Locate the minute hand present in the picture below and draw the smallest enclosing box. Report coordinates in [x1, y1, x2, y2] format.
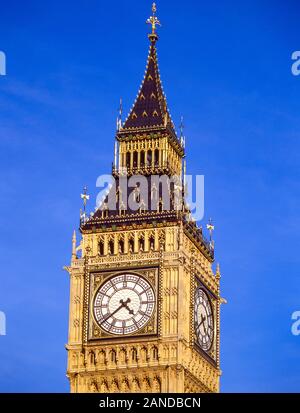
[100, 302, 125, 324]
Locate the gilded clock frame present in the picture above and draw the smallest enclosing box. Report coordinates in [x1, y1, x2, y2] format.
[192, 275, 218, 366]
[87, 267, 159, 341]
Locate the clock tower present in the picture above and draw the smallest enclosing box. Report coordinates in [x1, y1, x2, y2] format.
[65, 4, 222, 393]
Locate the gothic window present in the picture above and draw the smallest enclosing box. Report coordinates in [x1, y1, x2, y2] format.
[133, 151, 138, 167]
[140, 346, 148, 362]
[147, 149, 152, 166]
[152, 346, 159, 361]
[131, 348, 138, 362]
[126, 152, 131, 168]
[154, 148, 159, 166]
[138, 236, 145, 252]
[140, 150, 145, 167]
[128, 237, 134, 253]
[89, 351, 95, 365]
[108, 239, 114, 255]
[99, 239, 104, 256]
[119, 348, 127, 364]
[119, 238, 125, 254]
[149, 235, 155, 251]
[98, 350, 106, 365]
[110, 349, 117, 363]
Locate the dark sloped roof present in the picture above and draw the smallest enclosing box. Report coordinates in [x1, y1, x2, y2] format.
[122, 37, 175, 133]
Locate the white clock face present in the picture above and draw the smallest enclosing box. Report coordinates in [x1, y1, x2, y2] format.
[194, 288, 214, 351]
[93, 274, 155, 335]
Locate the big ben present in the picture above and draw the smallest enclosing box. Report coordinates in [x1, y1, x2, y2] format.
[65, 3, 222, 393]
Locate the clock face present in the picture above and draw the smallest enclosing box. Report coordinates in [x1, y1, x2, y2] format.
[93, 273, 155, 335]
[194, 287, 214, 351]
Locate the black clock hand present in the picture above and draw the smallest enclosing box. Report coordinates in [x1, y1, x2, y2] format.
[121, 298, 134, 315]
[124, 303, 134, 315]
[100, 301, 126, 324]
[198, 314, 206, 328]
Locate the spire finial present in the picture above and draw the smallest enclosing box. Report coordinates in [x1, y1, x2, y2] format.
[180, 116, 186, 148]
[207, 218, 215, 241]
[80, 186, 90, 214]
[116, 97, 123, 131]
[147, 3, 161, 41]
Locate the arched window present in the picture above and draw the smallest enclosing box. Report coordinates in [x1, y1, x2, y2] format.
[119, 239, 125, 254]
[152, 346, 159, 361]
[138, 236, 144, 252]
[133, 151, 138, 168]
[131, 348, 138, 362]
[128, 238, 134, 253]
[140, 150, 145, 167]
[126, 152, 131, 168]
[154, 149, 159, 166]
[90, 351, 95, 365]
[147, 150, 152, 166]
[108, 239, 114, 255]
[99, 240, 104, 256]
[110, 349, 117, 363]
[149, 235, 155, 251]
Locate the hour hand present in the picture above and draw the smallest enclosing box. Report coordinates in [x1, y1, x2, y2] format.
[199, 314, 206, 327]
[125, 306, 134, 315]
[120, 298, 134, 315]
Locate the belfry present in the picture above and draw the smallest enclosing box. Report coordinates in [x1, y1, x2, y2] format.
[65, 3, 222, 393]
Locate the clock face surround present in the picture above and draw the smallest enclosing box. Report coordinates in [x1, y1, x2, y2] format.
[93, 273, 155, 336]
[194, 287, 214, 352]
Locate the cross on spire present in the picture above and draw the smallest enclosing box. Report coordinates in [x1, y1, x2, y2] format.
[147, 3, 161, 40]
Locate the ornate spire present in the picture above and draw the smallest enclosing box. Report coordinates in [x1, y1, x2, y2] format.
[121, 3, 175, 135]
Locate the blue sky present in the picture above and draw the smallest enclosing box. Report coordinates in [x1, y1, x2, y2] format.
[0, 0, 300, 392]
